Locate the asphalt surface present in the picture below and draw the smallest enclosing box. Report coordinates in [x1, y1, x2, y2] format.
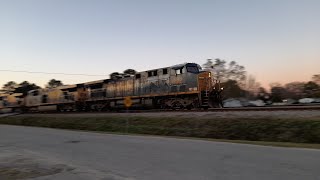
[0, 125, 320, 180]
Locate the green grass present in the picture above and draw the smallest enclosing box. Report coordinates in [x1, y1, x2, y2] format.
[1, 114, 320, 148]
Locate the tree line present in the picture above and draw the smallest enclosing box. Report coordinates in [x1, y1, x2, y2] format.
[203, 58, 320, 102]
[1, 79, 63, 95]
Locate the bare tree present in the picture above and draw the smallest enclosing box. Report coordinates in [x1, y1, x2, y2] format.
[270, 83, 287, 102]
[312, 74, 320, 85]
[284, 82, 305, 99]
[244, 75, 261, 99]
[203, 58, 246, 83]
[304, 81, 320, 98]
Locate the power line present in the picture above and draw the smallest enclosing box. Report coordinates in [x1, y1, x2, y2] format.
[0, 69, 107, 77]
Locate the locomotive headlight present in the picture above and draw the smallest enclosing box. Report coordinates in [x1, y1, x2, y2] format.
[208, 72, 211, 77]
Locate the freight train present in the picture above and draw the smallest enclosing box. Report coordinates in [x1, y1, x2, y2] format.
[0, 63, 223, 113]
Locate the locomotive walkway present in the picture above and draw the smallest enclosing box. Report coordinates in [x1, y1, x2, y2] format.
[0, 125, 320, 180]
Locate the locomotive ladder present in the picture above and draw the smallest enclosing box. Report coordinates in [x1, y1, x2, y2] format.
[200, 77, 211, 109]
[201, 90, 209, 108]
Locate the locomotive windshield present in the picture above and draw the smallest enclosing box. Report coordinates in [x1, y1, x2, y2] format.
[186, 65, 199, 73]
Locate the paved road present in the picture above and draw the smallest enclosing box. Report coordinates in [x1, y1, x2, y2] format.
[0, 125, 320, 180]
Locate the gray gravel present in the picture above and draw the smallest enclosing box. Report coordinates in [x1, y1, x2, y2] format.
[0, 125, 320, 180]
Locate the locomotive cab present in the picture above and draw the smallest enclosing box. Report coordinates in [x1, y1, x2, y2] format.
[185, 63, 201, 74]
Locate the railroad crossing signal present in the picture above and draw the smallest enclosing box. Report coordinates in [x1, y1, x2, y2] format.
[124, 96, 132, 108]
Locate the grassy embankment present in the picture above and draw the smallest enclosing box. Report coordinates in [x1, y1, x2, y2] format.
[0, 114, 320, 148]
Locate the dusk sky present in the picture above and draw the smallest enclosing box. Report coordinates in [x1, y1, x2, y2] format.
[1, 0, 319, 89]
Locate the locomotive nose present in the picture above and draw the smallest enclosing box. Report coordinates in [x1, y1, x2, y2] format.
[207, 78, 224, 108]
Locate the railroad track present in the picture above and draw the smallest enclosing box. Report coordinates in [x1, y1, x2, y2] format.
[0, 112, 21, 118]
[2, 105, 320, 115]
[207, 105, 320, 112]
[47, 105, 320, 113]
